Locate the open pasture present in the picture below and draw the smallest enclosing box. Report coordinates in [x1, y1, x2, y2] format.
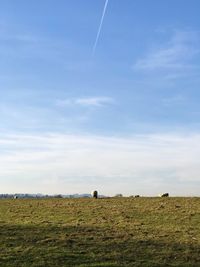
[0, 197, 200, 266]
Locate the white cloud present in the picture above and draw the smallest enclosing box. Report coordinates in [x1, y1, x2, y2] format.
[0, 132, 200, 196]
[57, 96, 114, 108]
[75, 97, 114, 107]
[133, 30, 200, 72]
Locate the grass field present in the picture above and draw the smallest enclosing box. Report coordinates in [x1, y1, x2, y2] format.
[0, 197, 200, 267]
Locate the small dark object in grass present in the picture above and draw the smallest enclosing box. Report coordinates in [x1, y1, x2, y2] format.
[92, 190, 98, 199]
[159, 193, 169, 197]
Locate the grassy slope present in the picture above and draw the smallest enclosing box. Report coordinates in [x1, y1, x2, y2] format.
[0, 197, 200, 267]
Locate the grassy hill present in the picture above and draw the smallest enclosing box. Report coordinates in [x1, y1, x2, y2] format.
[0, 197, 200, 266]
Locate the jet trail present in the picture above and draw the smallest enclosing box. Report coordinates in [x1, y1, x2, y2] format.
[92, 0, 109, 55]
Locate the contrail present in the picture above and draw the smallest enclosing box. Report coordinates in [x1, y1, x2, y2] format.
[92, 0, 109, 55]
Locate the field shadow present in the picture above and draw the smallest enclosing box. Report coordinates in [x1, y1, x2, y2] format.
[0, 223, 200, 267]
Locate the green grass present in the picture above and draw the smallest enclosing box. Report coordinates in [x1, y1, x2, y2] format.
[0, 197, 200, 266]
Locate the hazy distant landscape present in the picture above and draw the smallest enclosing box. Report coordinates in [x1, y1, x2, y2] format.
[1, 197, 200, 266]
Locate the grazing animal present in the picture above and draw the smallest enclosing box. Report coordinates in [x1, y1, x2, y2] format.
[159, 193, 169, 197]
[91, 190, 98, 199]
[135, 195, 140, 198]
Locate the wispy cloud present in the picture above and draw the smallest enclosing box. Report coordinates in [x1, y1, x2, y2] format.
[0, 31, 38, 43]
[1, 132, 200, 195]
[0, 24, 81, 64]
[57, 96, 114, 108]
[133, 30, 200, 72]
[162, 95, 185, 107]
[75, 96, 114, 107]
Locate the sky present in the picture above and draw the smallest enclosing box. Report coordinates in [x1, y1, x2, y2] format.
[1, 0, 200, 196]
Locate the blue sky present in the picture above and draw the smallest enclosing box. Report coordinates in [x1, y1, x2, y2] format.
[1, 0, 200, 195]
